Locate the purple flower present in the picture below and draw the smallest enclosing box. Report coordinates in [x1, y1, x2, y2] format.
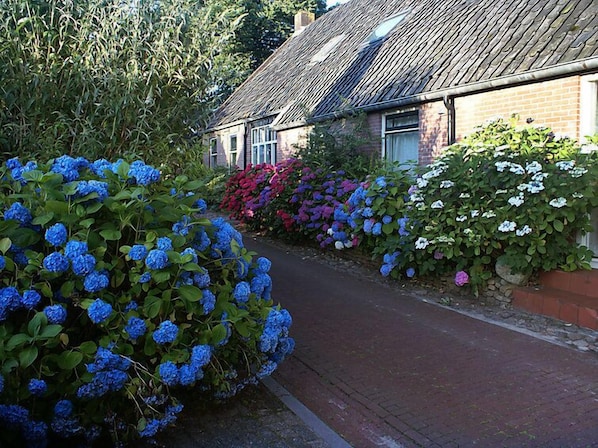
[455, 271, 470, 287]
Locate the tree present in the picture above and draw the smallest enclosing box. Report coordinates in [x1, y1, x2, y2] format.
[0, 0, 246, 169]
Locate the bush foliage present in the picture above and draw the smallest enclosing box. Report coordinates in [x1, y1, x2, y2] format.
[0, 156, 293, 446]
[221, 118, 598, 292]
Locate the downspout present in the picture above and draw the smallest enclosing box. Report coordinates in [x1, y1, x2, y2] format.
[242, 120, 249, 169]
[443, 95, 456, 146]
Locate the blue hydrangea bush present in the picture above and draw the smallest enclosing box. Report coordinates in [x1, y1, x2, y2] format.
[0, 156, 294, 446]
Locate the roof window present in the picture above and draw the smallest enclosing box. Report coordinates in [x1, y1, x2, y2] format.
[309, 34, 345, 65]
[366, 12, 408, 44]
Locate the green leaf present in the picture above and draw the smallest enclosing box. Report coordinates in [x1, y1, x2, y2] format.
[39, 325, 62, 339]
[79, 341, 97, 354]
[234, 321, 251, 338]
[210, 324, 228, 345]
[144, 296, 162, 319]
[57, 351, 83, 370]
[31, 213, 54, 226]
[100, 229, 122, 240]
[152, 271, 171, 283]
[553, 219, 564, 232]
[27, 313, 44, 337]
[6, 333, 32, 351]
[0, 238, 11, 254]
[79, 218, 96, 228]
[19, 346, 38, 368]
[45, 200, 69, 214]
[178, 285, 202, 302]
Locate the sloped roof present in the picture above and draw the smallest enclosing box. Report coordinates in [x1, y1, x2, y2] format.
[208, 0, 598, 130]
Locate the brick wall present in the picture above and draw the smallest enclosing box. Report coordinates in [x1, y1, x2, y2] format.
[278, 126, 312, 160]
[455, 76, 581, 139]
[419, 101, 449, 165]
[205, 123, 246, 168]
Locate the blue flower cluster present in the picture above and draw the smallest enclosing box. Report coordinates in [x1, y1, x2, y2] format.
[128, 160, 160, 186]
[0, 403, 50, 447]
[125, 316, 147, 340]
[259, 309, 294, 364]
[146, 249, 169, 270]
[51, 155, 89, 181]
[6, 157, 37, 185]
[76, 180, 109, 202]
[28, 379, 47, 397]
[43, 304, 67, 324]
[45, 223, 68, 246]
[157, 344, 211, 387]
[51, 399, 83, 439]
[83, 270, 109, 293]
[77, 347, 131, 399]
[87, 298, 113, 324]
[200, 289, 216, 314]
[129, 244, 148, 261]
[4, 202, 32, 226]
[152, 321, 179, 344]
[249, 257, 272, 300]
[138, 404, 184, 438]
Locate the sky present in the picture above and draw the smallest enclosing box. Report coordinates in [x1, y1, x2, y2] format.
[326, 0, 351, 8]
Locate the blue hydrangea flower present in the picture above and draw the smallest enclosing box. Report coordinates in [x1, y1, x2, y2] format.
[125, 317, 147, 340]
[65, 240, 88, 260]
[0, 286, 21, 312]
[128, 160, 160, 186]
[87, 346, 131, 373]
[200, 289, 216, 314]
[372, 222, 383, 236]
[51, 155, 88, 182]
[54, 400, 74, 418]
[8, 160, 37, 185]
[190, 345, 211, 369]
[44, 305, 67, 324]
[257, 360, 277, 379]
[77, 369, 128, 399]
[180, 247, 198, 263]
[193, 271, 210, 288]
[152, 321, 179, 344]
[72, 254, 96, 276]
[28, 378, 47, 396]
[139, 418, 161, 438]
[124, 301, 138, 312]
[233, 282, 251, 303]
[256, 257, 271, 273]
[157, 237, 173, 251]
[43, 252, 70, 273]
[83, 271, 109, 293]
[21, 290, 41, 310]
[172, 215, 192, 236]
[380, 263, 393, 277]
[0, 255, 5, 270]
[87, 299, 113, 324]
[129, 244, 148, 261]
[146, 249, 169, 270]
[45, 223, 68, 246]
[89, 159, 112, 178]
[23, 420, 49, 444]
[76, 180, 109, 202]
[4, 202, 32, 225]
[406, 267, 416, 278]
[178, 364, 197, 386]
[139, 272, 151, 283]
[193, 199, 207, 213]
[0, 404, 29, 429]
[158, 361, 179, 386]
[0, 374, 4, 393]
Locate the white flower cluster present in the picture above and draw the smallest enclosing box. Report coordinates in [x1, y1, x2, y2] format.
[498, 220, 516, 232]
[515, 225, 532, 236]
[570, 167, 588, 178]
[525, 161, 542, 174]
[416, 178, 428, 188]
[456, 215, 467, 222]
[508, 193, 525, 207]
[470, 210, 479, 218]
[556, 160, 575, 171]
[549, 197, 567, 208]
[482, 210, 496, 218]
[518, 180, 545, 194]
[431, 200, 444, 209]
[440, 180, 455, 188]
[415, 237, 429, 249]
[422, 162, 448, 180]
[494, 161, 525, 174]
[459, 193, 471, 199]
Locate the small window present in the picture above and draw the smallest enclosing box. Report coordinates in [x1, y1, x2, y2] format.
[229, 134, 238, 170]
[251, 125, 277, 165]
[383, 111, 419, 168]
[209, 138, 217, 168]
[366, 12, 408, 44]
[310, 35, 345, 65]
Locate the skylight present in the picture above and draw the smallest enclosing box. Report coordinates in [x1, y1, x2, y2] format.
[310, 34, 346, 65]
[366, 12, 408, 43]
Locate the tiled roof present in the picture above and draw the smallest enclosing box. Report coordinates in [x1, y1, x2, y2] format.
[208, 0, 598, 130]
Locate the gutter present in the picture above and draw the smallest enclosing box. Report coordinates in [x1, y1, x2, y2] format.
[275, 57, 598, 131]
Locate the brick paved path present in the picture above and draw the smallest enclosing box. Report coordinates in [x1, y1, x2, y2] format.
[245, 237, 598, 448]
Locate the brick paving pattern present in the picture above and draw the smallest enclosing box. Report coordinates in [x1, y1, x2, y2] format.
[244, 238, 598, 448]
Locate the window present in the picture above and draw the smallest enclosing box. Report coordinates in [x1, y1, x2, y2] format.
[383, 111, 419, 168]
[580, 75, 598, 268]
[229, 134, 238, 170]
[209, 138, 217, 168]
[310, 35, 345, 65]
[365, 12, 408, 44]
[251, 125, 277, 165]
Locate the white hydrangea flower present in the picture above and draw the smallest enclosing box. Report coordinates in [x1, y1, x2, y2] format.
[456, 215, 467, 222]
[495, 161, 509, 172]
[334, 241, 344, 250]
[416, 178, 429, 188]
[459, 193, 471, 199]
[572, 192, 584, 198]
[549, 197, 567, 208]
[344, 240, 353, 249]
[532, 172, 548, 181]
[516, 225, 532, 236]
[509, 163, 525, 175]
[440, 180, 455, 188]
[525, 161, 542, 174]
[508, 195, 525, 207]
[495, 189, 508, 194]
[327, 228, 334, 236]
[570, 168, 588, 178]
[470, 210, 479, 218]
[556, 160, 575, 171]
[498, 220, 516, 232]
[410, 193, 424, 202]
[463, 228, 473, 235]
[482, 211, 496, 218]
[431, 200, 444, 209]
[415, 237, 429, 249]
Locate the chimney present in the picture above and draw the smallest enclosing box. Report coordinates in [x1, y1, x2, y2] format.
[294, 11, 315, 35]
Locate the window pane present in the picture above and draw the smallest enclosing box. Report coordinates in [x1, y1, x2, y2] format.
[385, 131, 418, 165]
[230, 135, 237, 152]
[589, 208, 598, 257]
[386, 112, 418, 131]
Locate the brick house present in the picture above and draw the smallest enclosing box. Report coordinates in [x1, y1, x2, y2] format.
[205, 0, 598, 285]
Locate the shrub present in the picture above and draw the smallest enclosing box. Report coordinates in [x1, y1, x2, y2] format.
[0, 156, 293, 446]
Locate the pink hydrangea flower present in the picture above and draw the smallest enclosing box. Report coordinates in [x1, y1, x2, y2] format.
[455, 270, 469, 286]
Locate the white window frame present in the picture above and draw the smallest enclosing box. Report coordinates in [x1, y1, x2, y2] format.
[251, 125, 277, 165]
[209, 137, 217, 168]
[579, 74, 598, 268]
[229, 134, 238, 171]
[382, 110, 419, 169]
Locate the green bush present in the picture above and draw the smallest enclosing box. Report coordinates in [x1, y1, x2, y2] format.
[0, 156, 293, 446]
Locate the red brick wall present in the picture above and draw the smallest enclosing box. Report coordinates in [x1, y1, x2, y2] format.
[419, 101, 449, 165]
[455, 76, 581, 139]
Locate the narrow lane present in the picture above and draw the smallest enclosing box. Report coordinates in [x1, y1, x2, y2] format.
[245, 236, 598, 448]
